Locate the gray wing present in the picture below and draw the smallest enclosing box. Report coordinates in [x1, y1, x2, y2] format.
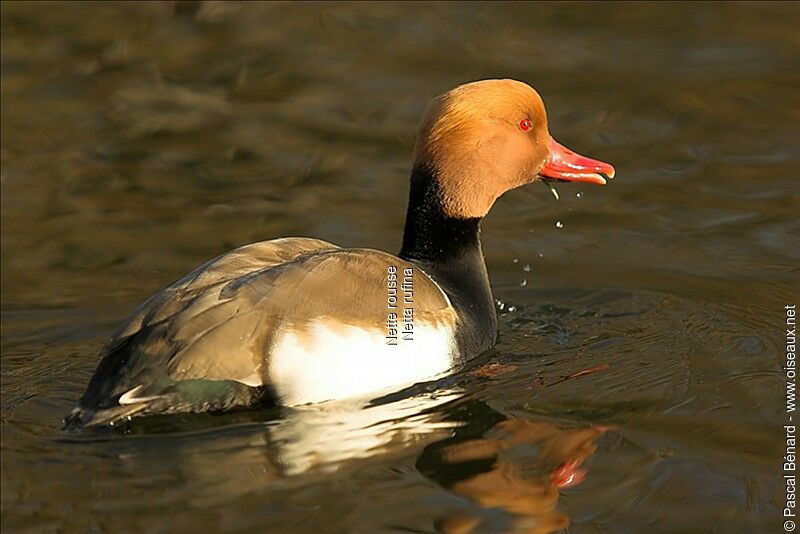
[84, 238, 338, 402]
[106, 237, 339, 346]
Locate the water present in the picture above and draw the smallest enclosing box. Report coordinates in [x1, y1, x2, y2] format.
[2, 2, 798, 532]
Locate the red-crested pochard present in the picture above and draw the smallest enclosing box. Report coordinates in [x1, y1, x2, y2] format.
[65, 79, 614, 428]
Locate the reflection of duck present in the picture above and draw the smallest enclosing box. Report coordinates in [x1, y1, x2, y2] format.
[65, 79, 614, 427]
[265, 390, 462, 476]
[101, 389, 466, 511]
[418, 414, 606, 533]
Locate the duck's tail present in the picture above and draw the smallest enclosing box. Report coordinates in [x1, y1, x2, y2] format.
[63, 379, 274, 430]
[62, 402, 149, 430]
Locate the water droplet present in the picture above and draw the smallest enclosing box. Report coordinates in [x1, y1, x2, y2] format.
[576, 192, 583, 198]
[520, 277, 527, 287]
[555, 221, 564, 229]
[512, 258, 518, 263]
[538, 252, 544, 258]
[523, 264, 531, 272]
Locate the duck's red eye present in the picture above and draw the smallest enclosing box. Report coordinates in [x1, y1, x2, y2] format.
[519, 118, 532, 131]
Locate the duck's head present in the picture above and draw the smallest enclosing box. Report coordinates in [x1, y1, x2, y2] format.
[413, 79, 615, 218]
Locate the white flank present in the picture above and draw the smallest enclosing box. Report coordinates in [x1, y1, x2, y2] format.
[268, 320, 456, 406]
[118, 385, 162, 405]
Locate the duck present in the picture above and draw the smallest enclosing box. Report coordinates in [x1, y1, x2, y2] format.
[64, 79, 614, 428]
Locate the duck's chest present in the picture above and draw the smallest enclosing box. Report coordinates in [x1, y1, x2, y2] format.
[267, 319, 457, 406]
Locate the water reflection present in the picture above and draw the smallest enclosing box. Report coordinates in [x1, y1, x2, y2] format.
[267, 389, 462, 476]
[79, 389, 464, 502]
[419, 410, 606, 533]
[61, 387, 605, 533]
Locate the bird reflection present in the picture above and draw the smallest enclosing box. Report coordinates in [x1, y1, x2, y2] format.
[418, 412, 607, 533]
[264, 389, 462, 476]
[109, 388, 465, 503]
[106, 386, 605, 531]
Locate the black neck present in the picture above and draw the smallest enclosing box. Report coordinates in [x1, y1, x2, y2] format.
[399, 165, 482, 262]
[398, 165, 497, 357]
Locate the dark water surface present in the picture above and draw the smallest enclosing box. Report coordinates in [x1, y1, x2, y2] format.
[2, 2, 798, 532]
